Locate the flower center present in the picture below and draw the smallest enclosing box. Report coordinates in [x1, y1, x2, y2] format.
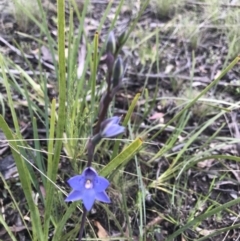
[85, 179, 93, 189]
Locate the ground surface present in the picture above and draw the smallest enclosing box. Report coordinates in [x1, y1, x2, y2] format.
[0, 0, 240, 240]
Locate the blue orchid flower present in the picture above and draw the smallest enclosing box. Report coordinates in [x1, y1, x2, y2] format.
[100, 116, 125, 138]
[65, 167, 110, 211]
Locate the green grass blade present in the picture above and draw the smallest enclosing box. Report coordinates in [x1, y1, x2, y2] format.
[0, 214, 18, 241]
[100, 138, 143, 177]
[166, 197, 240, 241]
[43, 98, 56, 235]
[0, 115, 43, 240]
[90, 32, 99, 126]
[0, 55, 21, 136]
[149, 55, 240, 142]
[0, 172, 32, 237]
[44, 0, 66, 238]
[196, 223, 240, 241]
[116, 0, 150, 55]
[52, 202, 78, 241]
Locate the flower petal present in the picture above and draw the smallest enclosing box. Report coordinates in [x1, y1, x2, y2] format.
[102, 124, 125, 138]
[67, 175, 85, 191]
[82, 189, 96, 211]
[95, 191, 111, 203]
[65, 190, 83, 202]
[108, 116, 121, 124]
[83, 167, 97, 180]
[94, 176, 109, 192]
[100, 116, 120, 130]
